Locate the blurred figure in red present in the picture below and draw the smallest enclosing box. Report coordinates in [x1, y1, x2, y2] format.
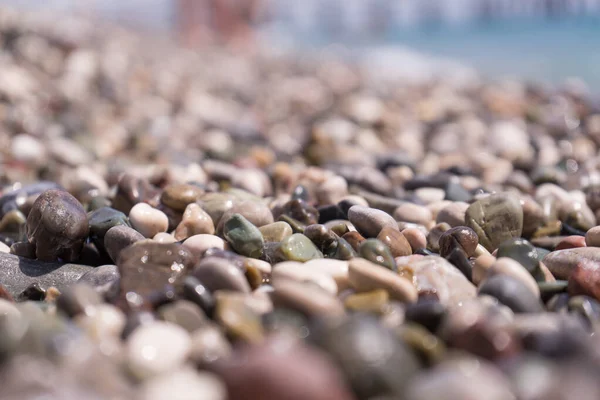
[177, 0, 267, 48]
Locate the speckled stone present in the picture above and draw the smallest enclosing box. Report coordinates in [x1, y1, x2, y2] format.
[466, 192, 524, 251]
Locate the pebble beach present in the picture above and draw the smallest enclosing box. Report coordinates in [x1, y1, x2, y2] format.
[2, 7, 600, 400]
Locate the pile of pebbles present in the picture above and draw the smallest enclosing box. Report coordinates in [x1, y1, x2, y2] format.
[3, 7, 600, 400]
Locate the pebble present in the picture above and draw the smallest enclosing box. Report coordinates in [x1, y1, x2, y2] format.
[88, 207, 130, 251]
[478, 274, 543, 313]
[495, 237, 543, 280]
[271, 279, 345, 317]
[377, 226, 412, 257]
[542, 247, 600, 280]
[486, 257, 541, 297]
[397, 256, 477, 306]
[193, 257, 251, 293]
[128, 203, 169, 238]
[272, 261, 338, 295]
[217, 200, 274, 232]
[402, 227, 428, 252]
[585, 226, 600, 247]
[358, 238, 397, 271]
[104, 225, 145, 263]
[348, 258, 417, 303]
[435, 201, 470, 227]
[568, 259, 600, 301]
[26, 189, 89, 261]
[258, 221, 293, 242]
[222, 214, 264, 259]
[277, 233, 323, 262]
[182, 234, 225, 258]
[160, 183, 204, 212]
[214, 337, 355, 400]
[214, 291, 265, 343]
[344, 289, 389, 314]
[438, 226, 479, 258]
[393, 203, 433, 226]
[304, 259, 350, 291]
[465, 192, 524, 251]
[126, 321, 191, 380]
[174, 203, 215, 241]
[556, 235, 587, 250]
[158, 300, 207, 333]
[348, 205, 398, 238]
[153, 232, 177, 244]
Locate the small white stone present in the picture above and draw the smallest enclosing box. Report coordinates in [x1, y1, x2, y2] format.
[75, 304, 126, 341]
[153, 232, 177, 244]
[129, 203, 169, 238]
[272, 261, 338, 295]
[127, 321, 191, 380]
[139, 367, 226, 400]
[11, 134, 46, 165]
[182, 234, 225, 256]
[0, 242, 10, 253]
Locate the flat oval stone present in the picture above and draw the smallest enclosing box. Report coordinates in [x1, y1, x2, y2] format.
[486, 257, 540, 297]
[358, 238, 397, 271]
[129, 203, 169, 238]
[160, 183, 204, 212]
[272, 261, 338, 295]
[277, 233, 323, 262]
[304, 259, 349, 291]
[222, 214, 264, 259]
[348, 258, 417, 303]
[465, 192, 524, 252]
[542, 247, 600, 280]
[271, 279, 344, 317]
[393, 203, 433, 226]
[555, 235, 586, 250]
[377, 227, 412, 257]
[402, 227, 427, 252]
[182, 234, 225, 258]
[348, 205, 398, 238]
[496, 238, 543, 280]
[104, 225, 145, 263]
[478, 274, 543, 313]
[174, 203, 215, 241]
[568, 259, 600, 301]
[26, 189, 89, 262]
[127, 321, 191, 380]
[192, 257, 251, 293]
[258, 221, 293, 242]
[214, 337, 355, 400]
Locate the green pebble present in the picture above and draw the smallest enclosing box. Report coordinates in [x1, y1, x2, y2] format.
[496, 237, 544, 281]
[278, 233, 323, 262]
[358, 238, 397, 271]
[223, 213, 264, 259]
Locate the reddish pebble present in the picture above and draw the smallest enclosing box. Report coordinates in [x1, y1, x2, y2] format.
[568, 259, 600, 301]
[555, 235, 587, 251]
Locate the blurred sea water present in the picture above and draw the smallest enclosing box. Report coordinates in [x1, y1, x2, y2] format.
[2, 0, 600, 88]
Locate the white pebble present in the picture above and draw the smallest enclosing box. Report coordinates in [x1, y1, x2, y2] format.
[139, 367, 226, 400]
[11, 134, 46, 165]
[272, 261, 338, 295]
[129, 203, 169, 238]
[182, 234, 225, 256]
[0, 242, 10, 253]
[127, 321, 191, 380]
[153, 232, 177, 244]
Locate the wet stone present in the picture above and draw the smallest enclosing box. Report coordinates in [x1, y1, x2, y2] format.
[465, 192, 524, 251]
[117, 242, 195, 310]
[377, 227, 412, 257]
[222, 213, 264, 259]
[104, 225, 145, 263]
[26, 189, 89, 262]
[358, 238, 397, 271]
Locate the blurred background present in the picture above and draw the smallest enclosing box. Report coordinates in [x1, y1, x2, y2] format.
[2, 0, 600, 88]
